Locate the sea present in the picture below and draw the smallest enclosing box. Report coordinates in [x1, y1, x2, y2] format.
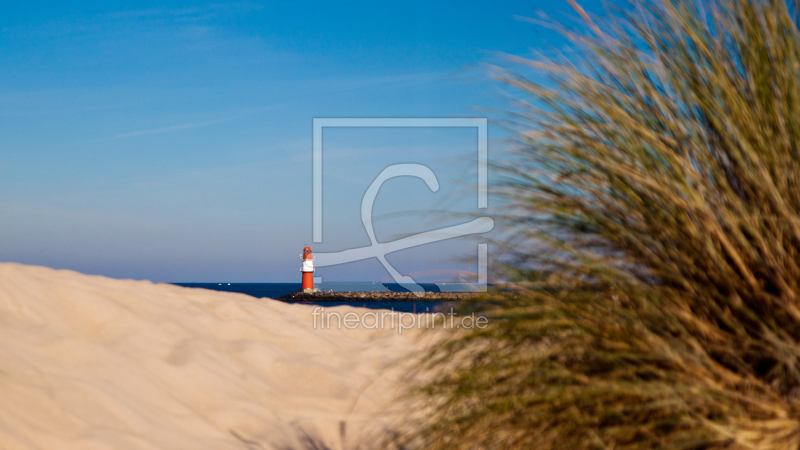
[171, 282, 480, 313]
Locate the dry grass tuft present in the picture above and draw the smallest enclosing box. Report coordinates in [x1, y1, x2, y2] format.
[397, 0, 800, 448]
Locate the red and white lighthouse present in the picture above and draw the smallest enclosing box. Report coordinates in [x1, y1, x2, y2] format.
[301, 246, 315, 293]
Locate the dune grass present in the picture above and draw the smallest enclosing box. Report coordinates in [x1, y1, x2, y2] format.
[399, 0, 800, 448]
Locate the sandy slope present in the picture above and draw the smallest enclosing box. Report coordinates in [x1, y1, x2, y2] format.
[0, 264, 435, 450]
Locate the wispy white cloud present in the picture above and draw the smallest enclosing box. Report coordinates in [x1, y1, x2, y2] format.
[105, 3, 265, 22]
[357, 71, 447, 87]
[2, 2, 265, 42]
[324, 71, 451, 93]
[114, 105, 275, 138]
[115, 119, 231, 138]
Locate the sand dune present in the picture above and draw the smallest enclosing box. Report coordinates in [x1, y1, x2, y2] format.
[0, 264, 435, 449]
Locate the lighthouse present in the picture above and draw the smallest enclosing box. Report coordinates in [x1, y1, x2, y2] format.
[301, 246, 315, 293]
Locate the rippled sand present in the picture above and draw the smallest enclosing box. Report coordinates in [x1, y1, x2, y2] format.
[0, 263, 435, 449]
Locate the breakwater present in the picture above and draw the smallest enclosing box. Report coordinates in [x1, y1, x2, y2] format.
[277, 291, 480, 302]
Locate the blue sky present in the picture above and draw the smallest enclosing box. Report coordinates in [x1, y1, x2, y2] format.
[0, 1, 603, 282]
